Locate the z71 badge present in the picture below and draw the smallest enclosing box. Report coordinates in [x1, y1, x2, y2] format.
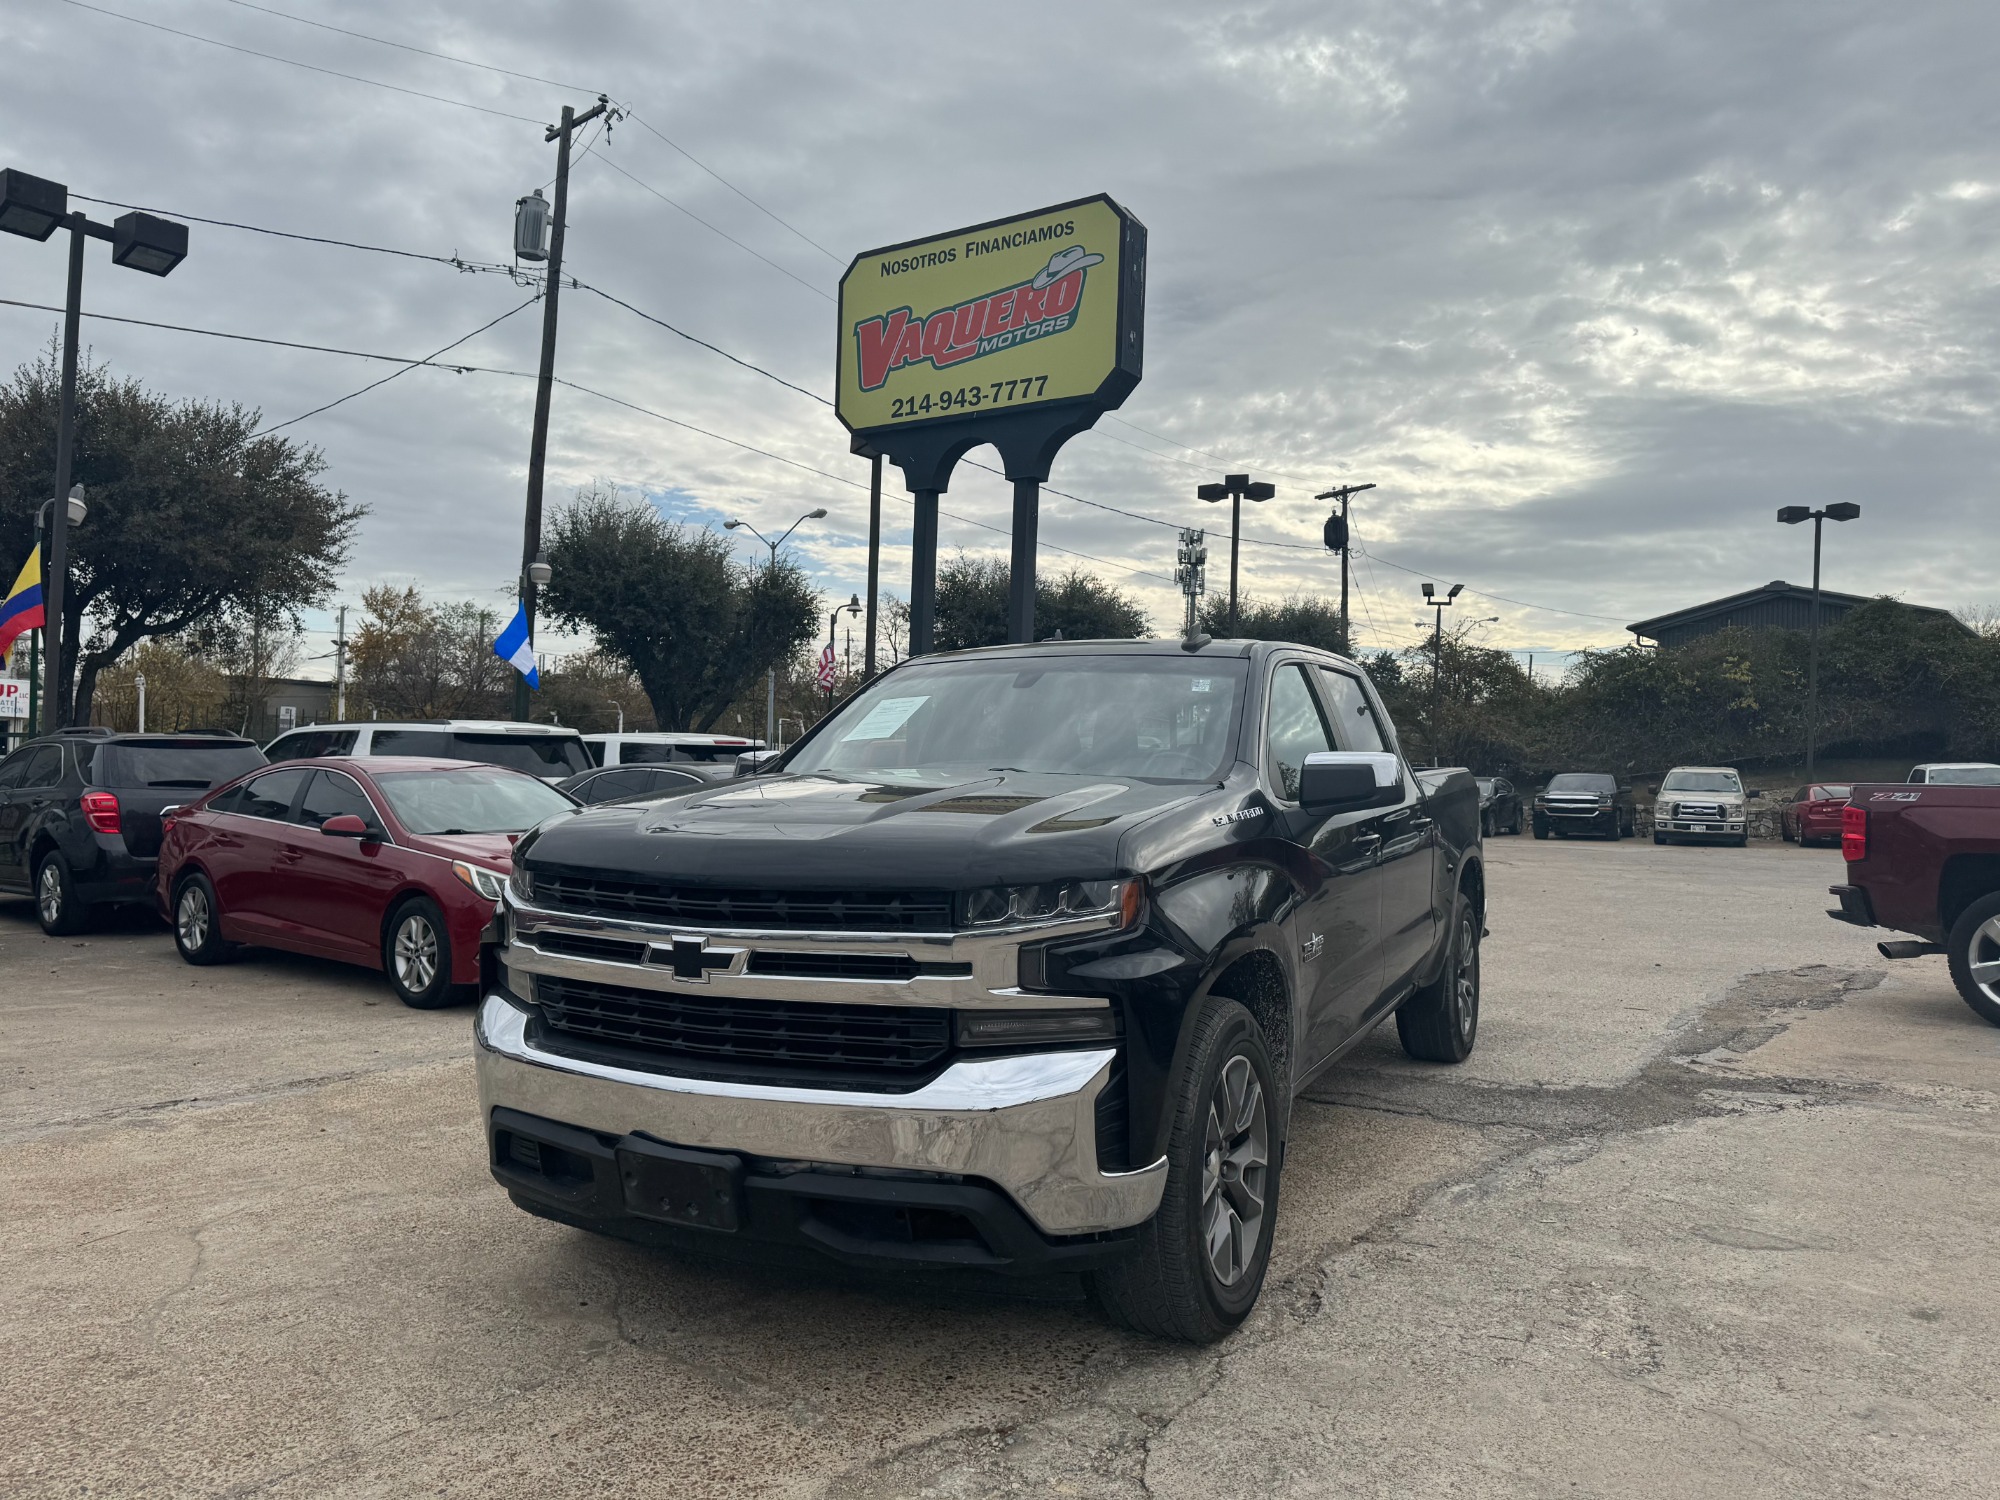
[1212, 806, 1267, 827]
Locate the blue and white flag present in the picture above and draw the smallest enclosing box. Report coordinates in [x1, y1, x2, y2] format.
[493, 603, 539, 688]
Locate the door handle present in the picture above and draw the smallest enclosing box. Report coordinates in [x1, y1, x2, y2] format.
[277, 845, 304, 865]
[1353, 832, 1382, 849]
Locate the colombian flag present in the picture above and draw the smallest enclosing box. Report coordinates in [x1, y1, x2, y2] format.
[0, 550, 44, 666]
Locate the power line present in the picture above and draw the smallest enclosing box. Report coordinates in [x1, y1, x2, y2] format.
[0, 296, 527, 369]
[57, 0, 545, 124]
[592, 152, 834, 302]
[262, 296, 541, 433]
[574, 282, 831, 405]
[68, 193, 529, 274]
[623, 114, 844, 266]
[213, 0, 602, 95]
[206, 1, 844, 273]
[1100, 413, 1315, 485]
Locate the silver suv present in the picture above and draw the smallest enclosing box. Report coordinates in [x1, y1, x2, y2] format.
[1653, 765, 1751, 846]
[263, 720, 591, 783]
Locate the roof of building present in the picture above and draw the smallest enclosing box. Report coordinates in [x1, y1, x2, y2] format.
[1627, 581, 1966, 640]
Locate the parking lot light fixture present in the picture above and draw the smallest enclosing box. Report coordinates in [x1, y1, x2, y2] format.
[5, 168, 187, 729]
[725, 509, 831, 747]
[1197, 475, 1277, 635]
[528, 551, 552, 588]
[1777, 502, 1862, 780]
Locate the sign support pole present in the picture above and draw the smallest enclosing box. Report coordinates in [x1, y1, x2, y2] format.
[1008, 478, 1039, 643]
[910, 490, 939, 657]
[864, 452, 882, 676]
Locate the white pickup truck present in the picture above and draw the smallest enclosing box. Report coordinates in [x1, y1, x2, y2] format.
[1652, 765, 1755, 846]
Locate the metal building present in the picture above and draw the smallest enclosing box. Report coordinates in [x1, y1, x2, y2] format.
[1627, 581, 1966, 649]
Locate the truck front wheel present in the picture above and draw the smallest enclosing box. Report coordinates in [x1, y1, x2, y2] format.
[1532, 817, 1549, 840]
[1092, 996, 1281, 1344]
[1945, 891, 2000, 1028]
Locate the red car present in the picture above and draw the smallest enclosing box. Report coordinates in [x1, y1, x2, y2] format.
[156, 757, 576, 1007]
[1781, 782, 1852, 846]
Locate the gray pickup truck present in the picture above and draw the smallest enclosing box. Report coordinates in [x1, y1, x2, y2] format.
[476, 638, 1485, 1342]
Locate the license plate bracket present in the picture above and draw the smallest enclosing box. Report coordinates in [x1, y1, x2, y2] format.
[616, 1137, 744, 1232]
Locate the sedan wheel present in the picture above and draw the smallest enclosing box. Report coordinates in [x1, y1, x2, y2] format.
[385, 898, 458, 1009]
[172, 874, 232, 965]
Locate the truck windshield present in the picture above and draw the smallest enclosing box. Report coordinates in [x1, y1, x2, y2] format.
[1927, 766, 2000, 785]
[1546, 774, 1616, 793]
[786, 656, 1248, 783]
[1660, 771, 1740, 793]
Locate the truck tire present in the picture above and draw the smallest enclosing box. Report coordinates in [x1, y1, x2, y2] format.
[1397, 889, 1480, 1063]
[1945, 891, 2000, 1028]
[1092, 996, 1280, 1344]
[384, 896, 459, 1009]
[35, 851, 91, 937]
[171, 872, 234, 965]
[1653, 832, 1667, 845]
[1532, 818, 1548, 840]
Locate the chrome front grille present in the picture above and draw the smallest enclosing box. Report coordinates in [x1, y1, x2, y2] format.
[531, 974, 954, 1081]
[527, 872, 955, 932]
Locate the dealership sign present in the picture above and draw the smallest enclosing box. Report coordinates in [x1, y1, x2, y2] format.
[0, 678, 26, 719]
[837, 195, 1146, 440]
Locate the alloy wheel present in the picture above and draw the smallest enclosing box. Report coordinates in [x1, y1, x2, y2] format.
[177, 885, 210, 953]
[1968, 916, 2000, 1005]
[1454, 906, 1480, 1041]
[1200, 1054, 1270, 1287]
[37, 863, 62, 927]
[395, 914, 439, 994]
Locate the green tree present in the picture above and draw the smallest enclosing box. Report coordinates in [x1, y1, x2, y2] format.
[542, 489, 818, 730]
[348, 584, 509, 720]
[1198, 591, 1348, 654]
[931, 554, 1148, 651]
[0, 344, 362, 723]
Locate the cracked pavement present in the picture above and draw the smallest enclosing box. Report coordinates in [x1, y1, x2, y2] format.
[4, 838, 1997, 1497]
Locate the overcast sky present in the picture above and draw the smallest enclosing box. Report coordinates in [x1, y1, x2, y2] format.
[4, 0, 1995, 674]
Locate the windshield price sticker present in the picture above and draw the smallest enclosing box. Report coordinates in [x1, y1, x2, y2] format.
[844, 696, 929, 742]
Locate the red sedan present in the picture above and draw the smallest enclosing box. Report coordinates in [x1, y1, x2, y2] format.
[1781, 782, 1852, 847]
[157, 757, 576, 1007]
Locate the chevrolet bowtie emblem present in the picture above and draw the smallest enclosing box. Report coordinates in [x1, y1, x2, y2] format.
[650, 935, 742, 983]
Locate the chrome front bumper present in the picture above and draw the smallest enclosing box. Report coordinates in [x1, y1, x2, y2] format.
[474, 993, 1168, 1237]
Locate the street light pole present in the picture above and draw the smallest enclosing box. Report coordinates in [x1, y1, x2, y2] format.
[2, 169, 188, 728]
[1196, 475, 1276, 636]
[1315, 482, 1375, 655]
[724, 508, 827, 748]
[1421, 583, 1462, 761]
[1777, 502, 1861, 781]
[512, 96, 614, 723]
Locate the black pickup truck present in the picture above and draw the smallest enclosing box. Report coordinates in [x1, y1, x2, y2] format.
[476, 638, 1484, 1342]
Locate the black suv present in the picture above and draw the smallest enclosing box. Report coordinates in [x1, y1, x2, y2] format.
[0, 728, 266, 933]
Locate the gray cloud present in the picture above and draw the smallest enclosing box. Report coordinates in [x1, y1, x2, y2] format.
[2, 0, 1993, 668]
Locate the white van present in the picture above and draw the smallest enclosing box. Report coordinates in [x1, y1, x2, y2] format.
[263, 719, 591, 782]
[580, 732, 764, 781]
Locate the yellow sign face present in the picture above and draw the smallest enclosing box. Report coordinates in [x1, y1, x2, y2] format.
[837, 196, 1134, 436]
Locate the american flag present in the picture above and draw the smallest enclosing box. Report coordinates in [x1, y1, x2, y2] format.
[817, 642, 836, 689]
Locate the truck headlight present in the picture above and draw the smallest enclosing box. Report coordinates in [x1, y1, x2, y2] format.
[961, 877, 1141, 929]
[453, 861, 508, 902]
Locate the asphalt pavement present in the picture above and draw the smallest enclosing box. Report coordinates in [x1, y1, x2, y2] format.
[4, 836, 1995, 1498]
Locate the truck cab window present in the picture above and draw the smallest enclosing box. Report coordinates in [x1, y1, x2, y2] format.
[1265, 664, 1334, 802]
[1315, 668, 1385, 754]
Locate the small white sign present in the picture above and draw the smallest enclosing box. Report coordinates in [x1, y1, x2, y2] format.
[0, 678, 27, 720]
[841, 695, 927, 741]
[278, 705, 297, 731]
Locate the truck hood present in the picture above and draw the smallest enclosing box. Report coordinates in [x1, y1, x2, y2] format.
[518, 770, 1214, 888]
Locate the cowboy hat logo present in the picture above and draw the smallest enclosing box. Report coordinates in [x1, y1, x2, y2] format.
[852, 243, 1105, 392]
[1032, 245, 1104, 289]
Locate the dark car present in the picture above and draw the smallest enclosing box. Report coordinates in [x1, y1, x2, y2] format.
[1532, 772, 1637, 840]
[479, 637, 1485, 1343]
[1782, 783, 1851, 846]
[557, 763, 709, 806]
[0, 728, 265, 934]
[1475, 776, 1523, 836]
[157, 757, 578, 1007]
